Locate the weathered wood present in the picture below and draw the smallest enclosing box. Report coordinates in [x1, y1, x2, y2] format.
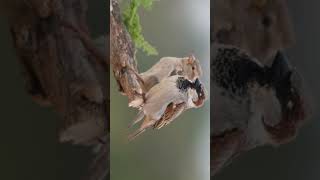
[110, 0, 143, 104]
[7, 0, 109, 179]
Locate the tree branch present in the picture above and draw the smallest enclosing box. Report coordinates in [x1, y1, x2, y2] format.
[110, 0, 143, 104]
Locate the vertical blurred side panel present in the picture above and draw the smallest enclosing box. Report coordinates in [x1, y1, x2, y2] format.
[3, 0, 110, 179]
[211, 0, 309, 177]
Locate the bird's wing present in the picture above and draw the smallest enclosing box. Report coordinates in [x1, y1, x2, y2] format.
[153, 102, 187, 129]
[143, 76, 187, 120]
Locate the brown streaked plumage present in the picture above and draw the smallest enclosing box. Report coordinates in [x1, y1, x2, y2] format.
[153, 102, 186, 129]
[129, 55, 203, 108]
[128, 77, 207, 141]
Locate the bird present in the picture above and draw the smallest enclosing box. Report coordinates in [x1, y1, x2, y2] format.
[211, 43, 308, 174]
[153, 78, 207, 129]
[211, 43, 307, 144]
[128, 54, 203, 108]
[128, 75, 207, 141]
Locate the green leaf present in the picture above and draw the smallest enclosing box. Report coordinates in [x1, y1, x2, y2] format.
[123, 0, 158, 56]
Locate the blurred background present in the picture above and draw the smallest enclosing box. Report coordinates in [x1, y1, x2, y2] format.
[0, 1, 106, 180]
[215, 1, 320, 180]
[110, 0, 210, 180]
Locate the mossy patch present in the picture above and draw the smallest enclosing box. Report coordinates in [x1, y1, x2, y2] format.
[123, 0, 158, 56]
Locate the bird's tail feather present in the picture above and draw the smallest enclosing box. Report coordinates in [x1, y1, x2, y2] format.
[128, 111, 145, 128]
[128, 129, 146, 141]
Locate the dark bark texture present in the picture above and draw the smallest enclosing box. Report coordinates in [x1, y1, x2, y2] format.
[7, 0, 109, 180]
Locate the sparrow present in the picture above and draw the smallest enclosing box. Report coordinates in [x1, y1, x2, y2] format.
[211, 43, 308, 174]
[153, 78, 207, 129]
[129, 55, 203, 107]
[128, 76, 207, 141]
[211, 43, 307, 144]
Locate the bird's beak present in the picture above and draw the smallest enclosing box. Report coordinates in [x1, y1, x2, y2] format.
[193, 85, 207, 107]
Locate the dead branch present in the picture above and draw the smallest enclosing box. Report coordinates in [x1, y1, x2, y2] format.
[110, 0, 143, 104]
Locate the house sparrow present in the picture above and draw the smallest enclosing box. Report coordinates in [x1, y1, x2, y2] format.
[129, 55, 203, 107]
[211, 43, 308, 174]
[128, 76, 207, 141]
[153, 78, 207, 129]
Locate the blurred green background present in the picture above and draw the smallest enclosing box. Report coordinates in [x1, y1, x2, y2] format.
[110, 0, 210, 180]
[0, 1, 106, 180]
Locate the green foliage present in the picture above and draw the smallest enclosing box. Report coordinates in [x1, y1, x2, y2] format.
[123, 0, 158, 56]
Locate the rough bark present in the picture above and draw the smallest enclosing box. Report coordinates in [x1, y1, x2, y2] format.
[7, 0, 109, 179]
[110, 0, 143, 105]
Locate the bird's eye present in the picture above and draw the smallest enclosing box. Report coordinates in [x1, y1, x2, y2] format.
[192, 66, 195, 70]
